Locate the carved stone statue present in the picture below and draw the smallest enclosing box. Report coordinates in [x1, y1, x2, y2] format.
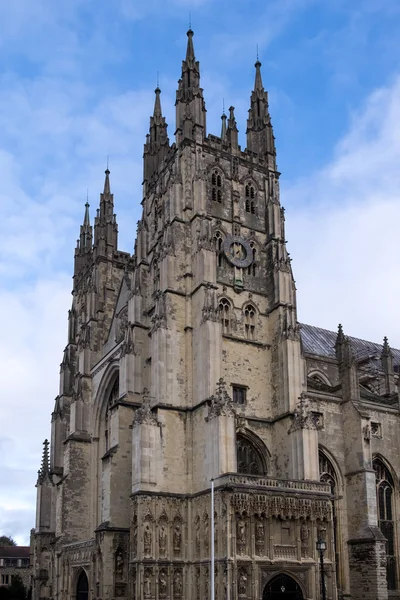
[159, 569, 167, 597]
[173, 522, 182, 554]
[255, 518, 264, 548]
[237, 517, 246, 552]
[173, 569, 182, 597]
[195, 517, 200, 556]
[301, 521, 310, 557]
[204, 516, 209, 552]
[144, 570, 151, 598]
[238, 570, 247, 596]
[115, 551, 124, 580]
[144, 523, 152, 556]
[159, 525, 167, 557]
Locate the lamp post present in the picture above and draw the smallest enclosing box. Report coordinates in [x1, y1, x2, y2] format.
[316, 537, 327, 600]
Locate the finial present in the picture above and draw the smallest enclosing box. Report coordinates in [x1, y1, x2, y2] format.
[256, 43, 259, 61]
[86, 188, 89, 206]
[106, 155, 109, 171]
[189, 11, 191, 30]
[222, 98, 225, 116]
[156, 71, 159, 89]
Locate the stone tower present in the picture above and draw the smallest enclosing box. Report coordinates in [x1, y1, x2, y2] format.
[34, 29, 400, 600]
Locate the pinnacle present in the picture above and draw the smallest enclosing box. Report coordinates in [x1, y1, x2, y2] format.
[103, 167, 111, 195]
[83, 200, 90, 228]
[254, 59, 263, 91]
[186, 28, 195, 62]
[153, 86, 162, 118]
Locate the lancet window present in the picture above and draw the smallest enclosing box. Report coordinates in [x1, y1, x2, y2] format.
[214, 231, 224, 267]
[104, 376, 119, 453]
[374, 457, 396, 590]
[244, 305, 256, 340]
[245, 183, 256, 214]
[247, 243, 257, 276]
[236, 434, 265, 476]
[211, 170, 222, 203]
[219, 298, 231, 334]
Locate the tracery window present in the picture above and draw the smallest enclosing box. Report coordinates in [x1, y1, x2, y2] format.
[219, 298, 231, 334]
[244, 305, 256, 340]
[211, 170, 222, 203]
[236, 434, 265, 475]
[214, 231, 224, 267]
[374, 458, 396, 590]
[245, 184, 256, 214]
[319, 450, 340, 584]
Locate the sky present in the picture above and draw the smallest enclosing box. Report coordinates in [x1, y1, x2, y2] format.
[1, 0, 400, 544]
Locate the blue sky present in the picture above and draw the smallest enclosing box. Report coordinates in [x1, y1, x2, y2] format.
[1, 0, 400, 544]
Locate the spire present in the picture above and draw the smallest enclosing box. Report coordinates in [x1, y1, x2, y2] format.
[246, 59, 276, 163]
[144, 86, 170, 183]
[186, 27, 195, 62]
[175, 29, 206, 143]
[93, 167, 118, 258]
[103, 167, 110, 195]
[83, 199, 90, 228]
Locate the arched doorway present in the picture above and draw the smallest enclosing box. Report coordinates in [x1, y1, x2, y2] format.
[76, 571, 89, 600]
[263, 574, 304, 600]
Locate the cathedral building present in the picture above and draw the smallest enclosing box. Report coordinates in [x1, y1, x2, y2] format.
[32, 29, 400, 600]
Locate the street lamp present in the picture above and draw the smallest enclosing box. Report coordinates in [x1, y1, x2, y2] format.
[316, 537, 327, 600]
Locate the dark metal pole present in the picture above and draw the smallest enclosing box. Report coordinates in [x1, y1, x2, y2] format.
[320, 547, 327, 600]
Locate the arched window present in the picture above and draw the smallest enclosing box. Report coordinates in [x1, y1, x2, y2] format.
[319, 450, 340, 585]
[105, 376, 119, 453]
[374, 458, 396, 590]
[236, 434, 265, 476]
[247, 244, 257, 276]
[213, 231, 224, 267]
[211, 170, 222, 203]
[219, 298, 231, 334]
[244, 305, 256, 340]
[245, 184, 256, 214]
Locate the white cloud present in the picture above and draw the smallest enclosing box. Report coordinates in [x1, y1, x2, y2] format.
[285, 74, 400, 346]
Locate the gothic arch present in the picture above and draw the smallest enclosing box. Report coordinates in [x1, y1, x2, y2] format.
[308, 370, 332, 386]
[263, 571, 306, 599]
[373, 453, 398, 487]
[218, 296, 234, 334]
[73, 568, 89, 600]
[93, 362, 120, 439]
[207, 165, 226, 205]
[236, 429, 269, 476]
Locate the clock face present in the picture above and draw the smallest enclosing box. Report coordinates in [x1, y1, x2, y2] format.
[222, 235, 253, 268]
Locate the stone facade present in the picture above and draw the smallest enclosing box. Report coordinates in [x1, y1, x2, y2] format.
[32, 29, 400, 600]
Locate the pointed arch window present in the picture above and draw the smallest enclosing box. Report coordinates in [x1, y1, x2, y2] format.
[211, 170, 223, 203]
[319, 450, 340, 586]
[219, 298, 231, 334]
[214, 231, 224, 267]
[105, 376, 119, 453]
[244, 305, 256, 340]
[374, 457, 396, 590]
[247, 244, 257, 276]
[245, 184, 256, 214]
[236, 434, 265, 476]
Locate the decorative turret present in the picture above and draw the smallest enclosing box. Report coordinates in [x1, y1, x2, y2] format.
[144, 86, 170, 183]
[175, 29, 206, 144]
[37, 439, 50, 484]
[94, 168, 118, 259]
[246, 59, 276, 164]
[226, 106, 238, 147]
[220, 110, 227, 142]
[381, 336, 395, 395]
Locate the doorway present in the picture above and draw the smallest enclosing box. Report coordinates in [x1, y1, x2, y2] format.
[76, 571, 89, 600]
[263, 574, 304, 600]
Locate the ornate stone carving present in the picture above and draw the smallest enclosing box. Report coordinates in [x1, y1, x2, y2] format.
[158, 524, 167, 557]
[196, 217, 213, 252]
[151, 291, 167, 331]
[301, 521, 310, 557]
[116, 307, 128, 343]
[133, 391, 157, 426]
[207, 378, 235, 420]
[230, 492, 332, 522]
[289, 394, 316, 432]
[131, 515, 137, 559]
[120, 322, 135, 357]
[204, 513, 209, 553]
[255, 517, 265, 553]
[115, 550, 124, 581]
[159, 225, 175, 258]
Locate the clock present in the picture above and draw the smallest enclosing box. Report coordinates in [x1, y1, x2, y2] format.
[222, 235, 253, 268]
